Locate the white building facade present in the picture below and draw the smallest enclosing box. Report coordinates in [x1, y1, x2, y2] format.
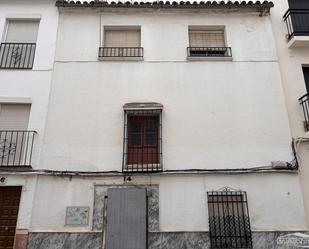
[0, 0, 308, 249]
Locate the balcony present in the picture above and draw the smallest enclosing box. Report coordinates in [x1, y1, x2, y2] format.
[98, 47, 143, 61]
[0, 131, 36, 167]
[299, 94, 309, 132]
[0, 43, 36, 69]
[284, 9, 309, 47]
[187, 47, 232, 60]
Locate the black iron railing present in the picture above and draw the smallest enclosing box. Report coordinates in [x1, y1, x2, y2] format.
[187, 47, 232, 58]
[284, 9, 309, 40]
[207, 188, 252, 249]
[0, 43, 36, 69]
[299, 94, 309, 132]
[0, 131, 36, 167]
[122, 109, 162, 173]
[99, 47, 144, 58]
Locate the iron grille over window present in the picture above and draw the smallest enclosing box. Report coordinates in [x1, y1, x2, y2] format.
[99, 47, 143, 58]
[187, 47, 232, 57]
[123, 103, 163, 173]
[207, 188, 252, 249]
[299, 94, 309, 132]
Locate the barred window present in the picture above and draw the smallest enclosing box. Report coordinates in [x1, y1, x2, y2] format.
[207, 189, 252, 248]
[100, 26, 142, 57]
[122, 103, 163, 173]
[188, 27, 232, 58]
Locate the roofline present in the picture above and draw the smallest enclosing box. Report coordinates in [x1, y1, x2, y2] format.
[55, 1, 274, 16]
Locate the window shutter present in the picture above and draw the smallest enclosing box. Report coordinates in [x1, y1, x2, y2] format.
[189, 30, 225, 47]
[0, 104, 31, 130]
[104, 30, 140, 47]
[106, 188, 147, 249]
[5, 21, 39, 43]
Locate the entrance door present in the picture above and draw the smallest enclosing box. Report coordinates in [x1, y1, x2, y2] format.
[303, 67, 309, 93]
[105, 188, 147, 249]
[0, 187, 22, 249]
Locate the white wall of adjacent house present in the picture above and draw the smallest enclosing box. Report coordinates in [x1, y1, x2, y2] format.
[270, 0, 309, 227]
[0, 0, 58, 230]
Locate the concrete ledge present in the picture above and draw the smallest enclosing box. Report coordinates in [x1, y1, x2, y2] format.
[0, 96, 32, 104]
[288, 36, 309, 48]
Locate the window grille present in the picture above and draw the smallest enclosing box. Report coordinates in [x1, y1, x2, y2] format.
[122, 104, 162, 173]
[207, 188, 252, 249]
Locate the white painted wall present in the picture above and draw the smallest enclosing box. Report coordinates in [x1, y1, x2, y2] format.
[29, 174, 307, 232]
[0, 0, 58, 231]
[270, 0, 309, 227]
[42, 9, 293, 171]
[0, 0, 58, 168]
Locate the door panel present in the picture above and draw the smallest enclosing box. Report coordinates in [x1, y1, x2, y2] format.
[0, 187, 22, 249]
[106, 188, 147, 249]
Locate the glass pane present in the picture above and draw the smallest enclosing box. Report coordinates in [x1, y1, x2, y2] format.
[130, 134, 141, 146]
[145, 133, 156, 145]
[130, 122, 141, 133]
[146, 121, 157, 132]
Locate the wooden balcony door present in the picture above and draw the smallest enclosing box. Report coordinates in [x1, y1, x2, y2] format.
[0, 187, 22, 249]
[127, 115, 159, 165]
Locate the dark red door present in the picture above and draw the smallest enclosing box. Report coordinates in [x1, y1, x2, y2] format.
[127, 116, 159, 165]
[0, 187, 22, 249]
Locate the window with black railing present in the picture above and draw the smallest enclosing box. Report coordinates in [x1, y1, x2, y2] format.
[299, 94, 309, 132]
[187, 47, 232, 58]
[0, 43, 36, 69]
[207, 188, 252, 249]
[123, 106, 162, 173]
[0, 131, 36, 167]
[284, 9, 309, 40]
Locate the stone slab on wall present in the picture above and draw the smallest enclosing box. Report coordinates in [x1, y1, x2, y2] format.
[92, 185, 159, 232]
[27, 231, 308, 249]
[27, 233, 102, 249]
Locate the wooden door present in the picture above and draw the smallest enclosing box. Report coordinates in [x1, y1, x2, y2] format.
[0, 187, 22, 249]
[127, 116, 159, 165]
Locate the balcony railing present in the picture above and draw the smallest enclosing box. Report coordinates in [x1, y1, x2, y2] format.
[0, 131, 36, 167]
[99, 47, 144, 58]
[284, 9, 309, 40]
[187, 47, 232, 58]
[299, 94, 309, 132]
[0, 43, 36, 69]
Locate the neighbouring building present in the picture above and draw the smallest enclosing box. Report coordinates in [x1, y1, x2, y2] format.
[0, 0, 309, 249]
[0, 0, 59, 248]
[270, 0, 309, 228]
